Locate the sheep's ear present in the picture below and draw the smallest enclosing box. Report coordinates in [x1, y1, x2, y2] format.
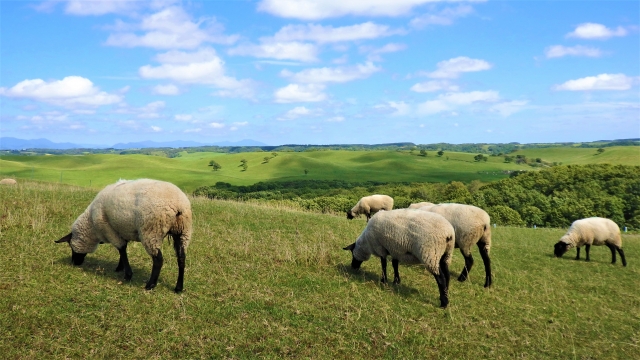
[343, 243, 356, 251]
[55, 232, 72, 244]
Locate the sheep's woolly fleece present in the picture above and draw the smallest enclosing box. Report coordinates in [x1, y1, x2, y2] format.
[559, 217, 622, 249]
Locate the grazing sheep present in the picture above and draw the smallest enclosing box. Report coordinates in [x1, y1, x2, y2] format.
[413, 202, 493, 288]
[554, 217, 627, 266]
[0, 179, 17, 185]
[346, 194, 394, 221]
[408, 201, 433, 209]
[343, 209, 455, 308]
[55, 179, 193, 292]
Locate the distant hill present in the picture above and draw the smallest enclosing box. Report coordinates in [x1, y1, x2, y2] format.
[0, 137, 268, 150]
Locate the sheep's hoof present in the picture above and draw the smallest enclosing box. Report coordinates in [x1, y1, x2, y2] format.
[380, 278, 387, 284]
[393, 278, 401, 285]
[457, 275, 468, 282]
[124, 272, 133, 281]
[174, 287, 183, 293]
[145, 282, 157, 291]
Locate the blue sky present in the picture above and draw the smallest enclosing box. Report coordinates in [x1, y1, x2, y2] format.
[1, 0, 638, 146]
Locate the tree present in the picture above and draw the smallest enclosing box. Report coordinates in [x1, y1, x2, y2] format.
[272, 152, 278, 157]
[263, 156, 270, 164]
[504, 156, 514, 163]
[419, 149, 427, 157]
[597, 148, 605, 154]
[241, 163, 248, 171]
[437, 150, 444, 157]
[304, 169, 309, 175]
[474, 154, 487, 162]
[208, 160, 221, 171]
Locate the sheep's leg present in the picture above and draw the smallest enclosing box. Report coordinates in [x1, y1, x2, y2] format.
[617, 247, 627, 267]
[458, 251, 473, 282]
[606, 243, 616, 264]
[173, 234, 187, 293]
[115, 244, 133, 281]
[146, 249, 163, 291]
[585, 245, 591, 261]
[434, 254, 450, 308]
[392, 259, 401, 285]
[477, 241, 492, 288]
[380, 256, 388, 284]
[575, 247, 581, 260]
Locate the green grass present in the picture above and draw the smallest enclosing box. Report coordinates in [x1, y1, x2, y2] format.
[1, 181, 639, 358]
[2, 146, 638, 193]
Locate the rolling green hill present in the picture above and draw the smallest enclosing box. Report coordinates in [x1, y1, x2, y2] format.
[0, 146, 638, 192]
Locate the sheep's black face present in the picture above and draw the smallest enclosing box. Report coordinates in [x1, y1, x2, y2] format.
[554, 242, 569, 258]
[71, 250, 87, 265]
[342, 243, 362, 269]
[346, 211, 354, 220]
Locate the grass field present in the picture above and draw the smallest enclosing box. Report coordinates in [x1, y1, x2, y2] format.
[1, 146, 638, 193]
[1, 181, 639, 359]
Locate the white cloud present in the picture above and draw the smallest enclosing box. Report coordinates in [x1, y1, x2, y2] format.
[277, 106, 321, 120]
[139, 48, 255, 98]
[418, 90, 500, 115]
[228, 41, 319, 62]
[184, 128, 202, 133]
[411, 80, 459, 93]
[280, 62, 380, 83]
[326, 116, 345, 122]
[490, 100, 529, 117]
[274, 83, 327, 103]
[64, 0, 142, 16]
[153, 84, 180, 95]
[209, 122, 225, 128]
[233, 121, 249, 126]
[410, 5, 474, 28]
[544, 45, 603, 58]
[426, 56, 492, 79]
[374, 101, 411, 116]
[257, 0, 481, 20]
[151, 126, 162, 132]
[175, 114, 193, 121]
[554, 73, 635, 91]
[0, 76, 122, 108]
[361, 43, 407, 61]
[105, 6, 238, 49]
[566, 23, 628, 40]
[272, 22, 401, 43]
[137, 101, 165, 119]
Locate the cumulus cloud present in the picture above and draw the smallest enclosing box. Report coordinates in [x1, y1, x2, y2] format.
[277, 106, 322, 120]
[209, 122, 225, 128]
[272, 22, 402, 43]
[139, 48, 255, 98]
[374, 101, 411, 116]
[410, 5, 474, 28]
[175, 114, 193, 121]
[544, 45, 603, 58]
[137, 101, 165, 118]
[490, 100, 529, 117]
[280, 62, 380, 83]
[105, 6, 238, 49]
[425, 56, 492, 79]
[566, 23, 628, 40]
[63, 0, 142, 16]
[418, 90, 499, 115]
[0, 76, 122, 108]
[410, 80, 459, 93]
[274, 83, 327, 103]
[326, 116, 345, 122]
[361, 43, 407, 61]
[257, 0, 478, 20]
[153, 84, 180, 95]
[554, 73, 635, 91]
[228, 41, 319, 62]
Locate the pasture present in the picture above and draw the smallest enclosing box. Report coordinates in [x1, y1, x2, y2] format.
[1, 146, 638, 192]
[1, 181, 638, 359]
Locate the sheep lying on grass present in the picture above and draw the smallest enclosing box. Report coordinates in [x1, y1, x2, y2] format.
[0, 179, 17, 185]
[554, 217, 627, 266]
[343, 209, 455, 308]
[55, 179, 193, 292]
[346, 194, 393, 221]
[413, 202, 493, 287]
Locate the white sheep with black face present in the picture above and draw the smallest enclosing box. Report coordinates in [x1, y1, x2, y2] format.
[55, 179, 193, 292]
[343, 209, 455, 308]
[346, 194, 394, 222]
[554, 217, 626, 266]
[413, 202, 493, 288]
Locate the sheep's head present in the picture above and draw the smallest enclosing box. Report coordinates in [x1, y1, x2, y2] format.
[346, 211, 355, 220]
[553, 241, 570, 258]
[342, 243, 363, 269]
[55, 232, 88, 265]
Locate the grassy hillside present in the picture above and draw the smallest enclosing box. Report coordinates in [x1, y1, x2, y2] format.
[1, 181, 639, 358]
[1, 146, 638, 193]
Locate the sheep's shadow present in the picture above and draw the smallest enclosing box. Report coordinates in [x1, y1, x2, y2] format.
[53, 256, 172, 291]
[335, 263, 431, 300]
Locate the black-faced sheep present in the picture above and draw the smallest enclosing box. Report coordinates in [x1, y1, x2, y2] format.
[413, 202, 493, 288]
[55, 179, 193, 292]
[346, 194, 393, 221]
[554, 217, 627, 266]
[343, 209, 455, 308]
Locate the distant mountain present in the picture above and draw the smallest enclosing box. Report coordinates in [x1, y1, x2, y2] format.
[0, 137, 106, 150]
[0, 137, 269, 150]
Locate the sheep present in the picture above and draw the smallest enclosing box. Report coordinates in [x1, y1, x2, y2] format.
[0, 179, 17, 185]
[343, 209, 455, 308]
[408, 201, 433, 209]
[346, 194, 394, 221]
[55, 179, 193, 292]
[413, 202, 493, 288]
[553, 217, 627, 266]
